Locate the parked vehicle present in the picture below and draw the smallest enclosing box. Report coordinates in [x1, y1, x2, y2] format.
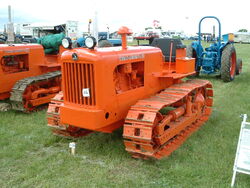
[0, 33, 65, 112]
[187, 16, 242, 82]
[47, 26, 213, 159]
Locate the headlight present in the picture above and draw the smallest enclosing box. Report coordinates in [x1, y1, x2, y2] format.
[62, 37, 72, 49]
[85, 36, 97, 49]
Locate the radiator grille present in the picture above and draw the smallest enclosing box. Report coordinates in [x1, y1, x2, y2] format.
[63, 62, 96, 105]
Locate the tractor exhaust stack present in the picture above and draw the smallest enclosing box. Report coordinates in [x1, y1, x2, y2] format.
[118, 26, 133, 50]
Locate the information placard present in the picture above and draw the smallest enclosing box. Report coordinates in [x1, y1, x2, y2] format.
[236, 129, 250, 172]
[231, 114, 250, 187]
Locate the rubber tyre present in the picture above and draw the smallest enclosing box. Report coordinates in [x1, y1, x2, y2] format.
[98, 40, 113, 47]
[186, 45, 200, 76]
[221, 44, 236, 82]
[236, 58, 242, 75]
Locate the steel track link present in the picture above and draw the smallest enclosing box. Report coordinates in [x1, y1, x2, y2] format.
[123, 79, 213, 159]
[10, 71, 61, 112]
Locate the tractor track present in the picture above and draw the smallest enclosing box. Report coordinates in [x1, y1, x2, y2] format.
[123, 79, 213, 159]
[10, 71, 61, 112]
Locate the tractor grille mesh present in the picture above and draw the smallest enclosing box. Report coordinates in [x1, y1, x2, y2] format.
[63, 62, 96, 106]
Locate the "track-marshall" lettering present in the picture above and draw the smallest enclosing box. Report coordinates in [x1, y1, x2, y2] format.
[119, 54, 144, 61]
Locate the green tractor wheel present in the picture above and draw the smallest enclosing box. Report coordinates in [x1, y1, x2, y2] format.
[221, 44, 236, 82]
[186, 45, 200, 76]
[236, 58, 242, 75]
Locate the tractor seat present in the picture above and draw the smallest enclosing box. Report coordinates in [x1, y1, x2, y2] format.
[151, 38, 186, 62]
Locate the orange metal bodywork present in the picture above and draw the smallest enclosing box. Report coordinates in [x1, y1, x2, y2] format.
[0, 44, 62, 100]
[59, 42, 195, 133]
[47, 28, 213, 159]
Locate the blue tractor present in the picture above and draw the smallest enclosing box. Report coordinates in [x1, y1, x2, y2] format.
[187, 16, 242, 82]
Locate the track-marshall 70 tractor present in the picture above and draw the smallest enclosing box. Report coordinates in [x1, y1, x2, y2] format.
[47, 27, 213, 159]
[0, 33, 64, 112]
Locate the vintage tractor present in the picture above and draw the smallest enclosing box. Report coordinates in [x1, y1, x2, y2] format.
[0, 33, 65, 112]
[187, 16, 242, 82]
[47, 26, 213, 159]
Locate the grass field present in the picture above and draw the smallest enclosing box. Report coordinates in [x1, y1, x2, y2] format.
[0, 41, 250, 188]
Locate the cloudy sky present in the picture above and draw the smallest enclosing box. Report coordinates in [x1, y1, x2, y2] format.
[0, 0, 249, 35]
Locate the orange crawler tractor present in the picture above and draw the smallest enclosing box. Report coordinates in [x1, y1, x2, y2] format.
[47, 27, 213, 159]
[0, 43, 62, 112]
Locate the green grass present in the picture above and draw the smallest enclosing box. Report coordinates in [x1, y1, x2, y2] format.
[1, 42, 250, 188]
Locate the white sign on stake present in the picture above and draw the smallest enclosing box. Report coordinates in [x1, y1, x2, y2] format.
[231, 114, 250, 187]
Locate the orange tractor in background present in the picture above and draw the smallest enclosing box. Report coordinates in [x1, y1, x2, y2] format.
[0, 33, 64, 112]
[47, 27, 213, 159]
